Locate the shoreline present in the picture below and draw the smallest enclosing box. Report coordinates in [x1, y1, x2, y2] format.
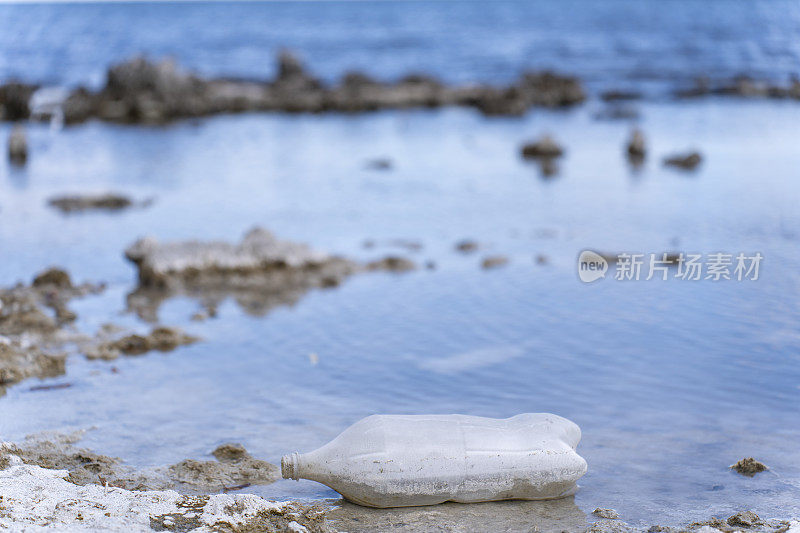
[1, 434, 798, 533]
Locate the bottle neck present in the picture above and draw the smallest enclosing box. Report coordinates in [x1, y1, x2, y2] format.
[281, 452, 301, 480]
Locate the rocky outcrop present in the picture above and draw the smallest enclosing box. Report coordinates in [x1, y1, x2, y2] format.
[124, 227, 415, 320]
[0, 268, 105, 395]
[3, 52, 586, 125]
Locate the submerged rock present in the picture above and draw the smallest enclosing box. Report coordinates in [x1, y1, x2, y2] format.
[7, 124, 28, 165]
[730, 457, 768, 477]
[593, 104, 640, 121]
[481, 255, 509, 269]
[124, 227, 413, 320]
[366, 256, 417, 272]
[85, 326, 199, 360]
[600, 90, 642, 102]
[521, 135, 564, 159]
[663, 151, 702, 170]
[47, 193, 138, 213]
[364, 157, 393, 171]
[455, 239, 480, 253]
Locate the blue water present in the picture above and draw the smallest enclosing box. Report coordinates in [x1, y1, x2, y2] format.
[1, 1, 800, 529]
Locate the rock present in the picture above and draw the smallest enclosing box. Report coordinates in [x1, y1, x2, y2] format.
[727, 511, 762, 528]
[366, 256, 417, 272]
[663, 151, 702, 170]
[626, 129, 647, 159]
[730, 457, 768, 476]
[61, 87, 96, 124]
[0, 438, 329, 531]
[212, 443, 248, 463]
[517, 71, 585, 108]
[32, 268, 73, 289]
[594, 104, 640, 121]
[8, 124, 28, 165]
[600, 90, 642, 102]
[481, 255, 509, 269]
[521, 135, 564, 159]
[365, 158, 393, 171]
[89, 326, 199, 358]
[0, 271, 104, 393]
[0, 343, 65, 392]
[0, 82, 38, 121]
[593, 508, 620, 520]
[169, 448, 279, 492]
[98, 56, 206, 122]
[124, 228, 412, 320]
[125, 227, 355, 290]
[455, 240, 479, 253]
[47, 193, 135, 213]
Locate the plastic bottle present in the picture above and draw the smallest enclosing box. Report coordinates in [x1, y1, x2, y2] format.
[282, 413, 587, 508]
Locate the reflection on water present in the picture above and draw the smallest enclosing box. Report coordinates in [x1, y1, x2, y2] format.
[0, 100, 799, 526]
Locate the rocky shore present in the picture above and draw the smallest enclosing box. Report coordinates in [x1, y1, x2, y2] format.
[3, 52, 800, 126]
[0, 51, 585, 124]
[0, 434, 797, 532]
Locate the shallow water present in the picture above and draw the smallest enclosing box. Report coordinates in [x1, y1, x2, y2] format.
[1, 98, 799, 526]
[3, 0, 800, 527]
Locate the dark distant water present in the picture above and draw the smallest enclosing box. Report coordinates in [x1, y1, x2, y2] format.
[2, 0, 800, 92]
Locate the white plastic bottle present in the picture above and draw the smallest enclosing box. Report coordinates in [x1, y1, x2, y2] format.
[282, 413, 587, 508]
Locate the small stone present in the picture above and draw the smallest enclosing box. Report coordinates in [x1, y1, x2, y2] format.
[727, 511, 761, 528]
[366, 256, 416, 272]
[593, 508, 620, 520]
[212, 443, 248, 463]
[521, 135, 564, 159]
[32, 268, 73, 289]
[481, 255, 509, 269]
[663, 151, 702, 170]
[455, 240, 479, 253]
[730, 457, 768, 476]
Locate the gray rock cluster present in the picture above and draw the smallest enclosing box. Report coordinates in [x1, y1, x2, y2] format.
[1, 51, 586, 124]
